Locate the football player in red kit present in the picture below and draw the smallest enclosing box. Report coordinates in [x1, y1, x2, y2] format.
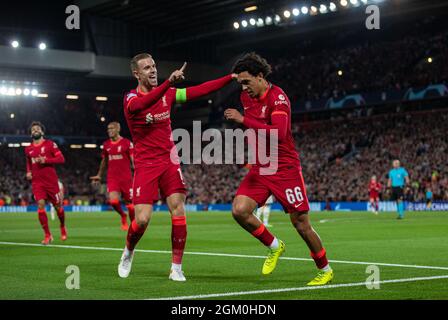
[118, 53, 236, 281]
[25, 122, 67, 244]
[368, 175, 382, 214]
[91, 122, 135, 230]
[224, 53, 333, 286]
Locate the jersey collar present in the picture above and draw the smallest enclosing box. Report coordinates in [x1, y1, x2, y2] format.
[110, 137, 122, 144]
[256, 82, 272, 102]
[136, 86, 151, 96]
[32, 139, 45, 147]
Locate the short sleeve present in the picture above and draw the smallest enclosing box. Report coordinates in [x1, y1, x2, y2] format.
[52, 142, 59, 151]
[124, 92, 138, 110]
[101, 143, 107, 158]
[51, 141, 62, 155]
[269, 91, 291, 116]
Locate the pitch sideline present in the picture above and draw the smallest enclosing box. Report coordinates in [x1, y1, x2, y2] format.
[150, 274, 448, 300]
[1, 241, 448, 271]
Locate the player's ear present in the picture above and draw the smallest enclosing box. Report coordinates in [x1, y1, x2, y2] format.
[132, 70, 140, 81]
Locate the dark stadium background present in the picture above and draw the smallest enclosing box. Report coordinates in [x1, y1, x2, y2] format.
[1, 0, 447, 209]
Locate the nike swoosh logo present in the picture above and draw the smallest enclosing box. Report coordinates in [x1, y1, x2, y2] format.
[294, 202, 304, 208]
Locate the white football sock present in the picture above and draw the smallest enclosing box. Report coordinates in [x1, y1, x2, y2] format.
[171, 263, 182, 271]
[269, 237, 279, 250]
[321, 264, 332, 272]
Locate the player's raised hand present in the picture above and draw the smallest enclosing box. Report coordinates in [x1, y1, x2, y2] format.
[224, 108, 244, 124]
[168, 62, 187, 84]
[179, 62, 187, 73]
[26, 172, 32, 180]
[90, 175, 101, 186]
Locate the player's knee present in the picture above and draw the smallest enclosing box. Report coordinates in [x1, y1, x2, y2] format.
[134, 208, 151, 226]
[170, 201, 185, 217]
[232, 201, 250, 220]
[135, 214, 150, 227]
[291, 215, 311, 234]
[295, 221, 312, 235]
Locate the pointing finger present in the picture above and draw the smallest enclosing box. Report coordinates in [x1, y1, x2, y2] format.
[179, 62, 187, 72]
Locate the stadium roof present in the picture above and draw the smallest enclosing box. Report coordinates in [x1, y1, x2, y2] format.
[77, 0, 281, 36]
[77, 0, 448, 52]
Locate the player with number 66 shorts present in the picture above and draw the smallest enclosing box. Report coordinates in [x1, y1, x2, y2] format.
[225, 53, 333, 286]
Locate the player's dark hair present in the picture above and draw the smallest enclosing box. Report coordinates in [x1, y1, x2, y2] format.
[130, 53, 153, 72]
[231, 52, 272, 78]
[29, 121, 45, 133]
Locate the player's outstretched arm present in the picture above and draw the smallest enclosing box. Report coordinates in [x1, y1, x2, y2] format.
[175, 73, 237, 104]
[127, 63, 187, 114]
[90, 158, 107, 185]
[224, 109, 288, 142]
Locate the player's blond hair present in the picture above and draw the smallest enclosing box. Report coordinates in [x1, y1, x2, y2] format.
[130, 53, 153, 72]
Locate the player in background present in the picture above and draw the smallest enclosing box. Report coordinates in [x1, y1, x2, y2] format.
[90, 122, 135, 231]
[50, 180, 65, 220]
[368, 175, 382, 215]
[25, 121, 67, 244]
[224, 53, 333, 286]
[387, 160, 410, 219]
[255, 195, 274, 227]
[118, 53, 236, 281]
[425, 187, 433, 209]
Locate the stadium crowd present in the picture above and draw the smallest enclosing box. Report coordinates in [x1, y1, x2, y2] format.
[269, 30, 448, 103]
[2, 22, 448, 206]
[2, 29, 448, 138]
[1, 108, 447, 206]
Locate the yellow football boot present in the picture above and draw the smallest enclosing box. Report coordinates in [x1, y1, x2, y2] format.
[307, 269, 334, 286]
[262, 240, 286, 275]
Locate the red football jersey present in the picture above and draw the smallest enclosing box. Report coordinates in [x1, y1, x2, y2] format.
[25, 140, 64, 187]
[240, 84, 300, 170]
[123, 87, 178, 168]
[368, 181, 382, 196]
[102, 137, 134, 182]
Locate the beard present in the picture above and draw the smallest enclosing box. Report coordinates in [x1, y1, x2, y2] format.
[32, 133, 42, 140]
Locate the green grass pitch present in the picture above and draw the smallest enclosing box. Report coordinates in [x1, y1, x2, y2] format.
[0, 210, 447, 300]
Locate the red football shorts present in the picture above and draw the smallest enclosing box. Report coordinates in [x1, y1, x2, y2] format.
[32, 184, 61, 206]
[236, 165, 310, 213]
[369, 193, 379, 201]
[107, 179, 133, 202]
[132, 162, 187, 205]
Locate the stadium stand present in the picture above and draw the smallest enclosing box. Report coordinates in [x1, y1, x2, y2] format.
[1, 4, 447, 206]
[1, 107, 447, 205]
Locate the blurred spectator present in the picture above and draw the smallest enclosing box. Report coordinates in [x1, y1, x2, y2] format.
[1, 109, 446, 204]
